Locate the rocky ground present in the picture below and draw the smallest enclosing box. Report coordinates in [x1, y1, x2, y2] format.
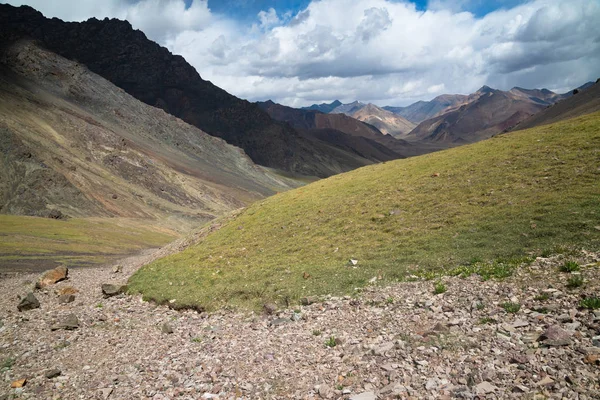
[1, 250, 599, 400]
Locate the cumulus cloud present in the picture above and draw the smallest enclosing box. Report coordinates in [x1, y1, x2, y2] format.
[6, 0, 600, 106]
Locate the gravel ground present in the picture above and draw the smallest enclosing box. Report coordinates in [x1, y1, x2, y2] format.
[1, 250, 599, 400]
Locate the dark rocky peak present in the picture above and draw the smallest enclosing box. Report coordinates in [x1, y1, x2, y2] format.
[0, 3, 364, 177]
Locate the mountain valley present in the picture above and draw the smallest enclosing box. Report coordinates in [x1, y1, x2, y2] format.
[1, 3, 599, 399]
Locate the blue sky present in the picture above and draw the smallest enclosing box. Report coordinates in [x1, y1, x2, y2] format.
[5, 0, 600, 106]
[202, 0, 526, 21]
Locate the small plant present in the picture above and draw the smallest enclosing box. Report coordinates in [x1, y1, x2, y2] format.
[1, 357, 15, 371]
[336, 385, 344, 390]
[533, 307, 548, 314]
[191, 336, 202, 343]
[312, 330, 322, 336]
[96, 303, 103, 308]
[478, 317, 495, 325]
[580, 297, 600, 309]
[433, 281, 447, 294]
[53, 341, 70, 350]
[325, 336, 337, 348]
[534, 293, 550, 301]
[500, 302, 521, 313]
[386, 297, 394, 304]
[566, 275, 584, 289]
[476, 302, 486, 310]
[560, 261, 580, 273]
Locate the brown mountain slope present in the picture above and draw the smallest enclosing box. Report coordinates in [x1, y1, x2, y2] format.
[0, 40, 296, 222]
[350, 104, 416, 138]
[407, 86, 547, 144]
[0, 4, 364, 178]
[512, 82, 600, 131]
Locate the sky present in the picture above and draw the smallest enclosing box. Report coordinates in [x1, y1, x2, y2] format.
[4, 0, 600, 107]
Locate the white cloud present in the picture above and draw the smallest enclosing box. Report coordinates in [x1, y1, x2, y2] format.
[6, 0, 600, 106]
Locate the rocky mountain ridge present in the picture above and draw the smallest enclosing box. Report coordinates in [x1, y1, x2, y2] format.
[0, 4, 370, 178]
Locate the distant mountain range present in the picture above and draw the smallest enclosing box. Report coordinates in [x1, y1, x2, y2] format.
[301, 81, 595, 146]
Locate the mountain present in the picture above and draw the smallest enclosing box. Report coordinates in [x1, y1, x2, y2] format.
[407, 86, 555, 144]
[301, 100, 342, 113]
[384, 94, 471, 124]
[330, 101, 366, 115]
[0, 4, 369, 178]
[512, 81, 600, 131]
[350, 103, 416, 138]
[0, 40, 295, 222]
[129, 111, 600, 310]
[256, 100, 437, 159]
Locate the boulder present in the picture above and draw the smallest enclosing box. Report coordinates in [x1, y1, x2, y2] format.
[45, 369, 61, 379]
[538, 325, 571, 346]
[161, 323, 173, 334]
[17, 292, 40, 311]
[36, 266, 68, 289]
[101, 284, 127, 297]
[51, 314, 79, 331]
[58, 294, 75, 304]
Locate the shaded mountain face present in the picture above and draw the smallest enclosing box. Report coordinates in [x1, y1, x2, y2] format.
[301, 100, 342, 113]
[0, 4, 364, 178]
[407, 86, 549, 144]
[350, 104, 416, 138]
[512, 81, 600, 131]
[0, 40, 296, 221]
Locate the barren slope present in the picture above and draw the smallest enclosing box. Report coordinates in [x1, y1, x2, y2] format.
[513, 81, 600, 131]
[350, 104, 416, 138]
[0, 40, 295, 221]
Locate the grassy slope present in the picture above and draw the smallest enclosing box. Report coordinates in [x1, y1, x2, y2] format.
[0, 215, 177, 271]
[129, 112, 600, 311]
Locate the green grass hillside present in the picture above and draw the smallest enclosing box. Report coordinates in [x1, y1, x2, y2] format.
[129, 112, 600, 311]
[0, 216, 176, 271]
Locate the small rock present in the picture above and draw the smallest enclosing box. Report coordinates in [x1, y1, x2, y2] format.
[161, 323, 174, 334]
[565, 321, 581, 331]
[537, 376, 555, 387]
[512, 385, 529, 393]
[45, 369, 61, 379]
[101, 284, 127, 297]
[36, 266, 68, 289]
[349, 391, 376, 400]
[57, 286, 78, 295]
[100, 387, 113, 399]
[592, 335, 600, 347]
[583, 354, 599, 365]
[10, 379, 26, 388]
[58, 294, 75, 304]
[475, 381, 497, 395]
[51, 314, 79, 331]
[270, 318, 289, 327]
[425, 378, 439, 390]
[318, 385, 333, 399]
[112, 265, 123, 273]
[512, 319, 529, 328]
[263, 303, 277, 315]
[538, 325, 571, 346]
[17, 292, 40, 312]
[301, 296, 316, 306]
